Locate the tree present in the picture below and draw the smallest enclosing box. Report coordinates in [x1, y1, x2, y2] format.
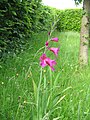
[74, 0, 90, 65]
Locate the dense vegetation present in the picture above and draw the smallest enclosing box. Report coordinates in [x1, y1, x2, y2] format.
[0, 0, 42, 58]
[0, 0, 82, 59]
[0, 31, 90, 119]
[57, 9, 82, 31]
[0, 1, 90, 119]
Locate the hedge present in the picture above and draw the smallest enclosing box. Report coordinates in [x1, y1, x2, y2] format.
[0, 1, 82, 59]
[56, 9, 82, 32]
[0, 0, 42, 59]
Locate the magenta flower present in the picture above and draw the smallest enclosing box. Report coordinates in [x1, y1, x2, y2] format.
[48, 32, 50, 35]
[51, 37, 59, 42]
[45, 41, 49, 47]
[48, 47, 59, 56]
[40, 54, 56, 71]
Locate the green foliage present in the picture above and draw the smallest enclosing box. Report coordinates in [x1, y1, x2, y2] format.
[0, 0, 42, 59]
[39, 6, 52, 30]
[37, 7, 82, 32]
[0, 0, 83, 59]
[38, 6, 57, 31]
[0, 31, 90, 119]
[56, 9, 82, 32]
[74, 0, 83, 4]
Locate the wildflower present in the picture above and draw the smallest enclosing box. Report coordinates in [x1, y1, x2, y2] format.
[23, 100, 27, 104]
[1, 82, 4, 85]
[16, 73, 19, 76]
[43, 70, 46, 73]
[51, 37, 59, 42]
[48, 47, 59, 56]
[45, 41, 49, 47]
[40, 54, 56, 71]
[48, 32, 50, 35]
[28, 75, 30, 78]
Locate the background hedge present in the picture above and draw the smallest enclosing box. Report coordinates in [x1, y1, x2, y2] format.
[0, 1, 82, 59]
[56, 9, 82, 32]
[0, 0, 42, 59]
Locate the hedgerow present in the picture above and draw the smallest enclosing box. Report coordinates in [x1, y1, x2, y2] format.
[56, 9, 82, 32]
[0, 1, 82, 59]
[38, 6, 55, 31]
[0, 0, 42, 58]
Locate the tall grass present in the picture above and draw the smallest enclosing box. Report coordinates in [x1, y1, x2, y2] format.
[0, 31, 90, 120]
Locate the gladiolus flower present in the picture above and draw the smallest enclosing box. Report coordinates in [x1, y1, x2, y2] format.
[48, 32, 50, 35]
[45, 41, 49, 47]
[48, 47, 59, 56]
[40, 54, 56, 71]
[51, 37, 59, 42]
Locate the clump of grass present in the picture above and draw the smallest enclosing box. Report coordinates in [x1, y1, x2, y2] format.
[0, 31, 90, 120]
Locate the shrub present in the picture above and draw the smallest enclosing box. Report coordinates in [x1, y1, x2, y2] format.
[0, 0, 42, 58]
[38, 6, 56, 31]
[0, 1, 82, 59]
[56, 9, 82, 32]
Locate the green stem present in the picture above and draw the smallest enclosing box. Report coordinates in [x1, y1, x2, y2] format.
[50, 68, 53, 96]
[43, 74, 47, 114]
[37, 68, 42, 120]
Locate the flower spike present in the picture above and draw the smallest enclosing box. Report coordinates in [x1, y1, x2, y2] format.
[40, 54, 56, 71]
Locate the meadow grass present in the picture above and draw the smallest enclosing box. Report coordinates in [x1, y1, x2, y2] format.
[0, 31, 90, 120]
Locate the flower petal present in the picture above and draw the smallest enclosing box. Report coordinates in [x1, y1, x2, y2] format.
[48, 47, 59, 56]
[45, 41, 49, 47]
[40, 53, 47, 61]
[51, 37, 59, 42]
[40, 54, 56, 71]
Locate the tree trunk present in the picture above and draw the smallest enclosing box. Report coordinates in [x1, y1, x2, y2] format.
[89, 25, 90, 48]
[88, 1, 90, 48]
[89, 16, 90, 47]
[79, 0, 90, 65]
